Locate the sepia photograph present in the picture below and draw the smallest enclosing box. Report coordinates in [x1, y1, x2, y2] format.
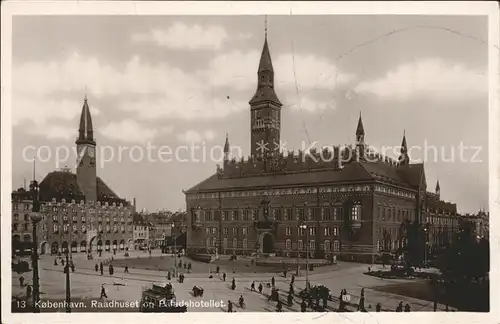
[1, 1, 498, 322]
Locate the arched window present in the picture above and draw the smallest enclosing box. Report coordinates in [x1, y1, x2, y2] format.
[298, 240, 303, 250]
[242, 239, 248, 249]
[351, 202, 361, 221]
[232, 238, 238, 249]
[324, 240, 331, 251]
[285, 239, 292, 250]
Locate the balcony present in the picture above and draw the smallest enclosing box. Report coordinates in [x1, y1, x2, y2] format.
[253, 219, 277, 230]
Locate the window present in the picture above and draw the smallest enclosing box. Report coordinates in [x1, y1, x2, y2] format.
[232, 210, 238, 221]
[223, 211, 228, 221]
[114, 225, 118, 233]
[72, 215, 77, 222]
[206, 238, 211, 248]
[242, 227, 247, 235]
[232, 238, 238, 249]
[242, 239, 248, 249]
[309, 240, 316, 251]
[13, 213, 19, 221]
[24, 223, 29, 231]
[223, 238, 228, 249]
[322, 207, 330, 220]
[307, 208, 313, 221]
[351, 203, 361, 221]
[298, 240, 303, 250]
[63, 224, 68, 233]
[206, 210, 212, 221]
[206, 228, 210, 235]
[232, 227, 238, 235]
[298, 227, 305, 236]
[13, 204, 19, 211]
[333, 240, 340, 251]
[24, 214, 29, 221]
[285, 227, 292, 236]
[63, 214, 68, 222]
[285, 239, 292, 250]
[333, 227, 339, 236]
[82, 216, 86, 222]
[312, 207, 320, 221]
[106, 225, 110, 233]
[212, 227, 217, 235]
[297, 208, 305, 221]
[273, 209, 282, 221]
[82, 224, 86, 233]
[243, 210, 249, 221]
[73, 225, 77, 232]
[285, 208, 292, 221]
[53, 224, 58, 233]
[324, 240, 331, 250]
[13, 223, 19, 231]
[309, 227, 316, 236]
[223, 227, 228, 235]
[253, 209, 259, 221]
[25, 203, 30, 210]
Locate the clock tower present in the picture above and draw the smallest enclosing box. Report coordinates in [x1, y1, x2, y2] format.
[249, 29, 282, 158]
[75, 96, 97, 202]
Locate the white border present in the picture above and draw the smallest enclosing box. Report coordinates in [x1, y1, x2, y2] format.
[1, 1, 499, 324]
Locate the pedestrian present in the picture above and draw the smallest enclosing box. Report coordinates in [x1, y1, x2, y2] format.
[361, 288, 365, 297]
[368, 266, 371, 273]
[95, 264, 98, 272]
[258, 283, 263, 293]
[167, 271, 171, 280]
[289, 283, 294, 295]
[283, 269, 287, 278]
[396, 301, 403, 312]
[358, 296, 365, 311]
[288, 292, 293, 306]
[19, 276, 24, 287]
[433, 300, 437, 312]
[291, 274, 295, 285]
[216, 265, 220, 274]
[404, 304, 411, 312]
[376, 303, 381, 312]
[231, 278, 236, 290]
[223, 272, 226, 282]
[227, 300, 233, 313]
[300, 299, 307, 312]
[61, 258, 65, 266]
[26, 285, 32, 300]
[124, 265, 129, 273]
[109, 264, 112, 276]
[251, 281, 255, 292]
[271, 276, 275, 287]
[71, 263, 75, 273]
[54, 258, 58, 266]
[276, 299, 283, 312]
[188, 262, 192, 271]
[100, 284, 108, 299]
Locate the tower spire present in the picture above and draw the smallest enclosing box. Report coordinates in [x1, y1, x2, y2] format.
[398, 131, 409, 165]
[76, 95, 95, 145]
[265, 15, 268, 40]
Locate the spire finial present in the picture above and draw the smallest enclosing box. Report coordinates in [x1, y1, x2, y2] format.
[32, 159, 36, 181]
[84, 85, 88, 101]
[265, 15, 268, 39]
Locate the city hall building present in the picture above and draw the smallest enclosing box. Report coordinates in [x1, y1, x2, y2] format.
[12, 97, 136, 255]
[184, 33, 462, 263]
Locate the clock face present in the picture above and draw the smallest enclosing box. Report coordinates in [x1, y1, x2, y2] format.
[88, 147, 95, 158]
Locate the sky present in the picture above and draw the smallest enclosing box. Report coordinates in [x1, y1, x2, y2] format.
[11, 15, 489, 214]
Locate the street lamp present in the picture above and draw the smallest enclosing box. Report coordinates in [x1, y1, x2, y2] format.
[172, 223, 177, 278]
[30, 212, 42, 312]
[29, 179, 42, 313]
[299, 224, 309, 291]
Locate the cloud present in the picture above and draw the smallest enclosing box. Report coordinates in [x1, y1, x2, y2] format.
[25, 125, 76, 140]
[99, 119, 174, 144]
[354, 59, 487, 100]
[177, 130, 217, 144]
[131, 23, 228, 50]
[13, 96, 101, 127]
[209, 50, 355, 92]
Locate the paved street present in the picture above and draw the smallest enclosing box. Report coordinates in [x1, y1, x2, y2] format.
[12, 251, 455, 312]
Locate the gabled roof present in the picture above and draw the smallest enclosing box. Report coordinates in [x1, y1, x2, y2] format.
[185, 160, 428, 194]
[38, 171, 127, 205]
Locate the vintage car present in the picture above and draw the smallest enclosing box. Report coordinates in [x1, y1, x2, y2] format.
[139, 282, 187, 313]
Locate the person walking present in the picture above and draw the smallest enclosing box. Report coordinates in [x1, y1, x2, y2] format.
[250, 281, 255, 292]
[124, 265, 129, 273]
[231, 278, 236, 290]
[216, 265, 220, 274]
[71, 262, 75, 273]
[376, 303, 381, 312]
[99, 262, 104, 275]
[223, 272, 226, 282]
[258, 283, 263, 294]
[271, 276, 275, 287]
[227, 300, 233, 313]
[291, 274, 295, 285]
[276, 300, 283, 312]
[300, 299, 307, 312]
[26, 285, 32, 300]
[95, 264, 98, 272]
[404, 304, 411, 312]
[100, 284, 108, 299]
[19, 276, 25, 287]
[396, 301, 403, 312]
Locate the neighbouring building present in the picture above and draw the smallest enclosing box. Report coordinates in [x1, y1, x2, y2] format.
[461, 209, 489, 242]
[143, 211, 173, 248]
[133, 213, 152, 249]
[184, 30, 464, 262]
[12, 96, 136, 255]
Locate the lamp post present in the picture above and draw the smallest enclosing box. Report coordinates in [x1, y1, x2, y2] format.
[299, 224, 309, 291]
[172, 223, 177, 277]
[29, 179, 42, 313]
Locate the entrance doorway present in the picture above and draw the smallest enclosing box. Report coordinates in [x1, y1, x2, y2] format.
[259, 232, 275, 254]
